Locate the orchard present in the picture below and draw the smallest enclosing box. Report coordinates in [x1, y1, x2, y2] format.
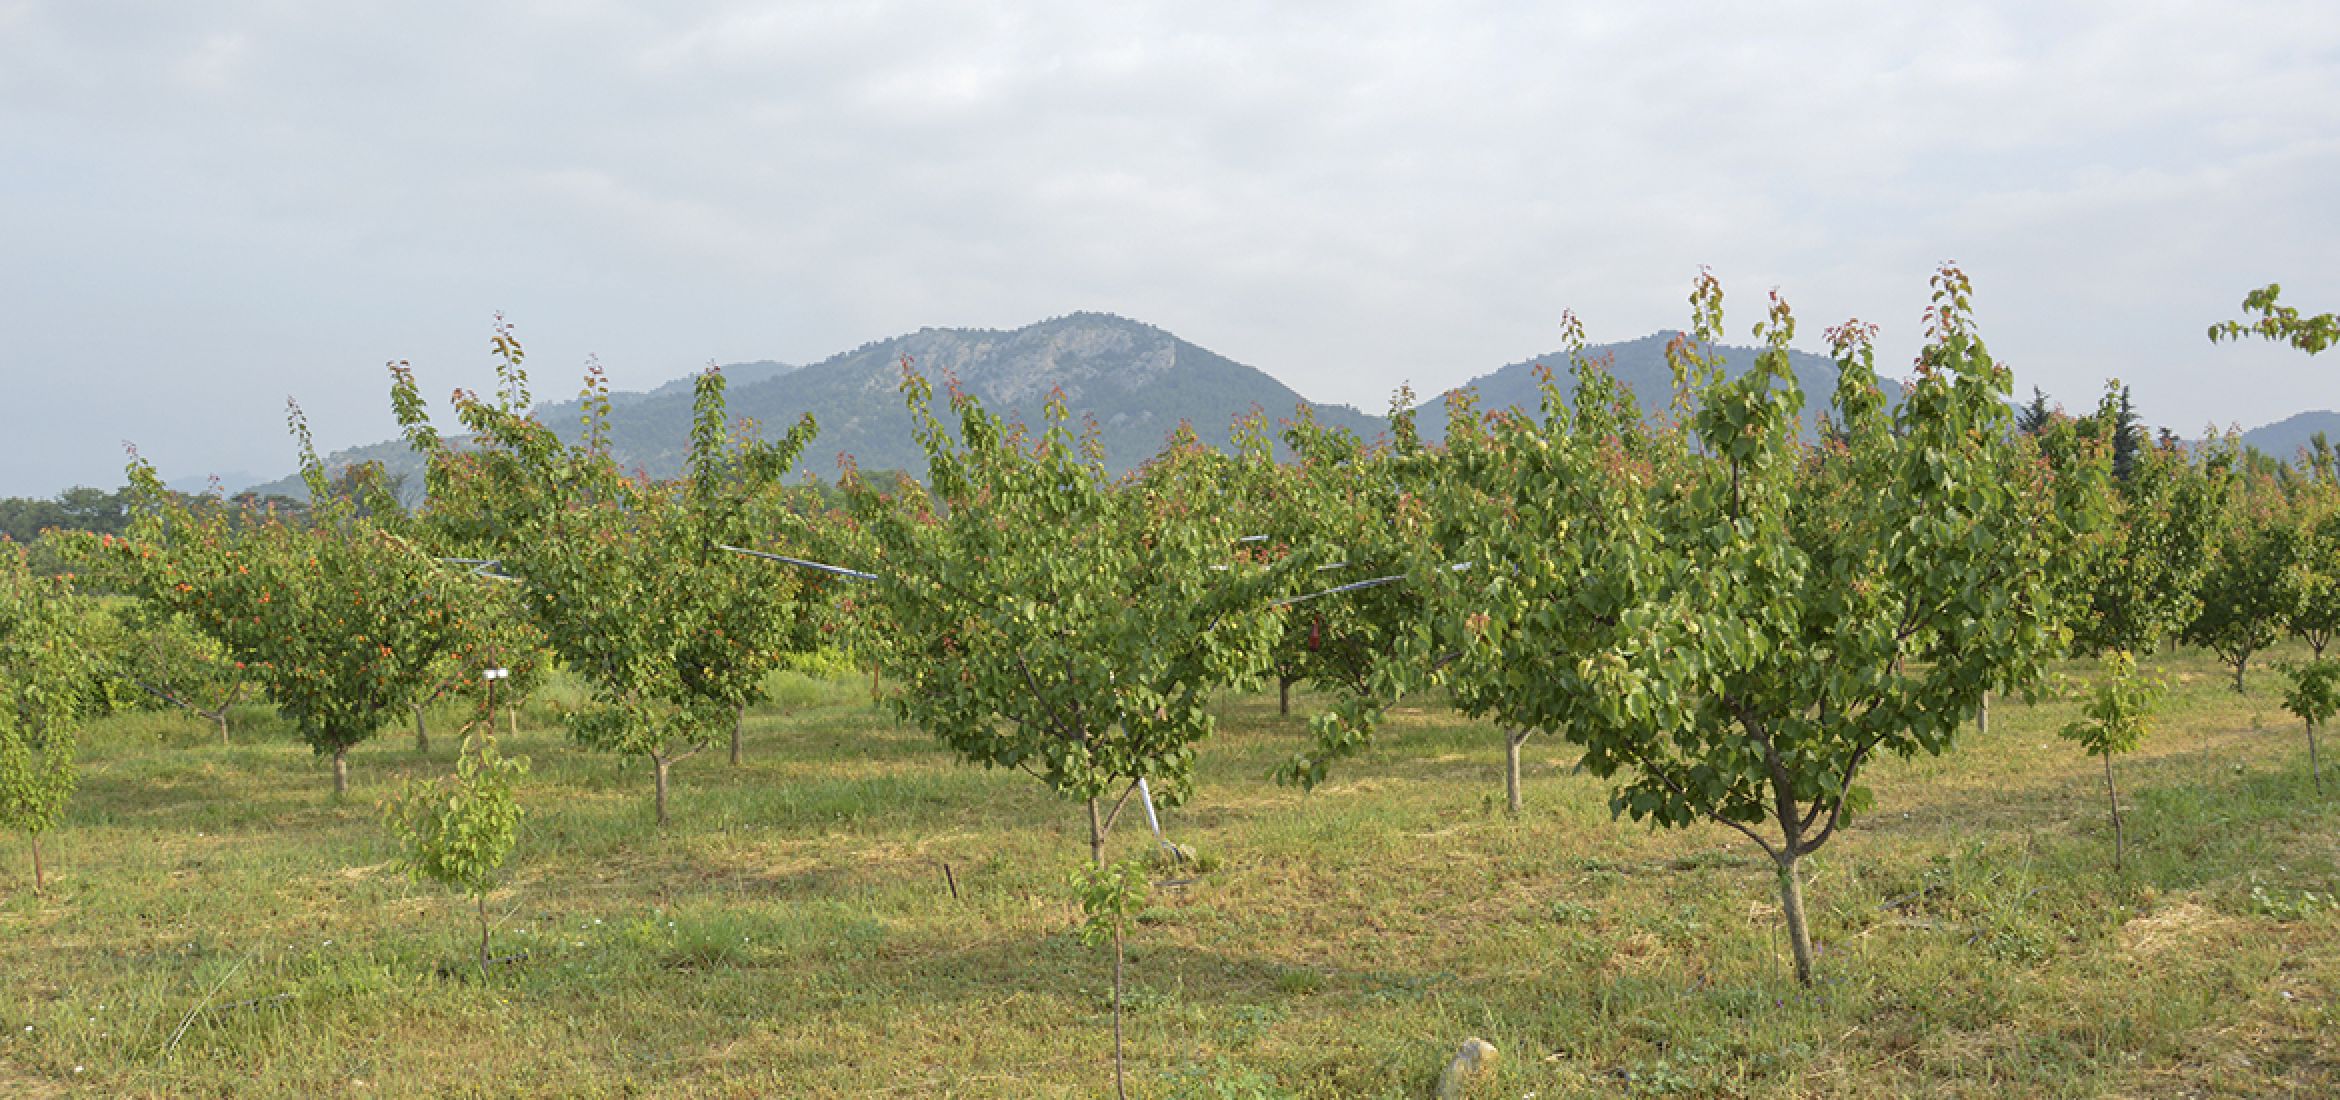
[6, 271, 2339, 1097]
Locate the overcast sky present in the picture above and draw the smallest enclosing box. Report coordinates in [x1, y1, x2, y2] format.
[3, 1, 2336, 496]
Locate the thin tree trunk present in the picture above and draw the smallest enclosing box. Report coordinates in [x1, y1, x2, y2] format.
[477, 892, 491, 981]
[871, 662, 881, 705]
[30, 833, 44, 896]
[2310, 719, 2323, 795]
[729, 703, 745, 767]
[2104, 753, 2125, 871]
[1112, 921, 1127, 1100]
[2235, 655, 2249, 694]
[413, 705, 429, 754]
[653, 755, 671, 827]
[1775, 855, 1815, 986]
[1977, 691, 1990, 735]
[507, 706, 518, 739]
[1278, 675, 1293, 716]
[332, 748, 349, 796]
[215, 708, 231, 746]
[1087, 797, 1106, 868]
[1504, 729, 1530, 816]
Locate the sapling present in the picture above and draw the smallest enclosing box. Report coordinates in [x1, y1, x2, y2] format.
[2279, 658, 2340, 794]
[1072, 858, 1149, 1100]
[382, 732, 528, 979]
[2059, 650, 2163, 870]
[0, 544, 95, 895]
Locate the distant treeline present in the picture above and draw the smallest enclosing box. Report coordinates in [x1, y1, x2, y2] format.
[0, 486, 135, 544]
[0, 484, 306, 547]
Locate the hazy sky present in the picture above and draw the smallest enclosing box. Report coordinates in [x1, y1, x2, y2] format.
[4, 1, 2336, 496]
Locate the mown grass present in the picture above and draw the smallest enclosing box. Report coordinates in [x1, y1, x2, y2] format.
[3, 650, 2337, 1097]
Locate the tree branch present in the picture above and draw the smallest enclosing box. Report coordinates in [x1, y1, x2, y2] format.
[1098, 777, 1142, 837]
[1801, 733, 1883, 853]
[1013, 651, 1080, 746]
[1730, 695, 1811, 861]
[1623, 742, 1780, 864]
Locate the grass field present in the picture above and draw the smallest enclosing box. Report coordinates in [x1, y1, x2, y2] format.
[4, 646, 2338, 1098]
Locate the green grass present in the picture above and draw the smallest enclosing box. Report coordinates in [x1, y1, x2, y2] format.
[4, 647, 2339, 1097]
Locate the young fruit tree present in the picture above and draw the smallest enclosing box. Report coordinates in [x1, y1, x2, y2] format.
[2284, 488, 2340, 660]
[839, 371, 1280, 866]
[442, 606, 552, 742]
[2185, 480, 2301, 693]
[400, 605, 550, 754]
[1405, 267, 2104, 985]
[2280, 658, 2340, 794]
[0, 542, 98, 895]
[688, 482, 838, 768]
[1369, 328, 1673, 814]
[107, 606, 250, 745]
[2059, 650, 2163, 870]
[100, 418, 483, 795]
[2062, 403, 2232, 659]
[1073, 858, 1150, 1100]
[835, 372, 1281, 1100]
[1242, 406, 1454, 796]
[390, 335, 824, 824]
[382, 732, 528, 979]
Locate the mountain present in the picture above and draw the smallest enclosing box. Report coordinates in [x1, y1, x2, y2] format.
[166, 470, 263, 497]
[2236, 410, 2340, 463]
[537, 312, 1387, 478]
[242, 321, 1931, 501]
[245, 314, 1385, 498]
[1411, 330, 1901, 442]
[637, 359, 797, 400]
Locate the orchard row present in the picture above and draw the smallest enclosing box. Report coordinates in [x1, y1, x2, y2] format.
[5, 266, 2333, 1005]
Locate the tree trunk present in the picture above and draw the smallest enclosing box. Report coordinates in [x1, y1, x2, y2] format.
[1112, 920, 1128, 1100]
[728, 703, 745, 767]
[1278, 675, 1293, 716]
[30, 833, 44, 896]
[332, 748, 349, 796]
[1775, 855, 1815, 986]
[507, 706, 518, 739]
[1977, 691, 1990, 735]
[215, 708, 231, 746]
[871, 662, 881, 705]
[1087, 796, 1107, 868]
[1503, 729, 1530, 816]
[413, 705, 429, 754]
[2104, 753, 2125, 871]
[477, 892, 491, 982]
[2234, 655, 2249, 694]
[653, 755, 671, 827]
[2310, 719, 2323, 795]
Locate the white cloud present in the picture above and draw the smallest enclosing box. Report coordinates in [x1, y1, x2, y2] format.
[2, 0, 2337, 493]
[171, 31, 249, 92]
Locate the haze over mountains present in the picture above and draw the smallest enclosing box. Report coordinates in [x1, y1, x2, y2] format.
[233, 312, 2330, 501]
[1409, 331, 1899, 442]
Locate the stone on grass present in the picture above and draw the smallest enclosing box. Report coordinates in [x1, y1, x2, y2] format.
[1435, 1037, 1497, 1098]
